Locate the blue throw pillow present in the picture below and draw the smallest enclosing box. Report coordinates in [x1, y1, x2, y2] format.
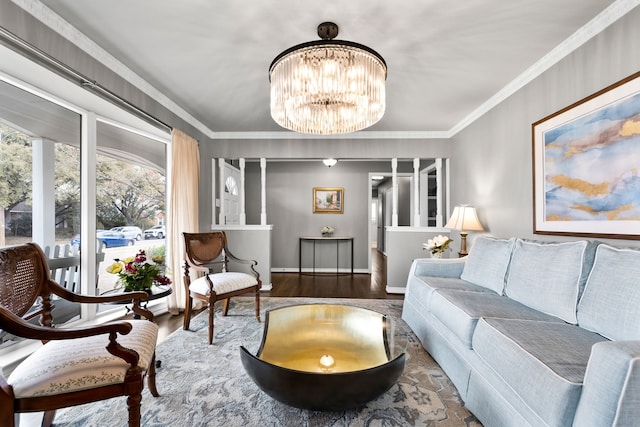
[505, 239, 594, 324]
[460, 236, 515, 294]
[578, 244, 640, 340]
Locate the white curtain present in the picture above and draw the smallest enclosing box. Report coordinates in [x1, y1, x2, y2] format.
[166, 128, 200, 314]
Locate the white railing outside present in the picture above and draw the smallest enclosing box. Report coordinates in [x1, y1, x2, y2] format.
[43, 243, 105, 293]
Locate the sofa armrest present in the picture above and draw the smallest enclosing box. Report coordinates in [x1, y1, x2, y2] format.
[573, 340, 640, 427]
[410, 257, 466, 279]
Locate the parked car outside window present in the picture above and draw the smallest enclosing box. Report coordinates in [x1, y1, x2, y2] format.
[110, 226, 143, 241]
[70, 230, 108, 247]
[99, 231, 135, 248]
[144, 225, 165, 239]
[70, 230, 134, 248]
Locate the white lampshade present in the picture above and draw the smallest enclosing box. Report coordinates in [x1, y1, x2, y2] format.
[322, 158, 338, 167]
[445, 205, 484, 232]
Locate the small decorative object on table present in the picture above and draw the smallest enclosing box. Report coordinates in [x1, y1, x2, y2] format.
[106, 249, 172, 292]
[321, 226, 334, 237]
[423, 235, 453, 259]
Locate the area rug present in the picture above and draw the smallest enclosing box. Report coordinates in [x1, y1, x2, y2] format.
[54, 297, 481, 426]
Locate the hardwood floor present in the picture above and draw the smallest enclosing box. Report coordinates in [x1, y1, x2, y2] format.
[154, 248, 402, 341]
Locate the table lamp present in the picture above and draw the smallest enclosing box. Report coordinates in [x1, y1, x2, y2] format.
[445, 205, 484, 257]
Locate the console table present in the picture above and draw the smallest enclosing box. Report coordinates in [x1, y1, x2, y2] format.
[299, 236, 354, 275]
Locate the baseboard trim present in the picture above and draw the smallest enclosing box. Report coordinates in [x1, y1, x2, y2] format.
[272, 267, 369, 274]
[260, 283, 273, 291]
[385, 286, 406, 295]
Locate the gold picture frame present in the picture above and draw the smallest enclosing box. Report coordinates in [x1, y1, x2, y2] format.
[313, 187, 344, 214]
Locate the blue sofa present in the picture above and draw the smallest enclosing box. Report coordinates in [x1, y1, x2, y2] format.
[401, 236, 640, 427]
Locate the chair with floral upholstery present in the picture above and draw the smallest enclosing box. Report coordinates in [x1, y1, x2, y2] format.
[0, 243, 159, 427]
[183, 231, 261, 344]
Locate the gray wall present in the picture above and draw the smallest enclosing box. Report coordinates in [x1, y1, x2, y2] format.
[450, 6, 640, 248]
[242, 161, 420, 270]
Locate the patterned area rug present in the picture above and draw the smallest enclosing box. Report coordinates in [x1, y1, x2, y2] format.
[54, 297, 481, 426]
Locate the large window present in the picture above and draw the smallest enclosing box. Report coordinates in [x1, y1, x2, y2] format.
[0, 79, 82, 347]
[95, 121, 168, 294]
[0, 77, 169, 350]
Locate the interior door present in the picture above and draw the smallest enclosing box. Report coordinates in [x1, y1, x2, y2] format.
[370, 198, 379, 248]
[222, 163, 241, 225]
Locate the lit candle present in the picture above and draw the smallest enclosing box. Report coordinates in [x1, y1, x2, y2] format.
[319, 354, 335, 371]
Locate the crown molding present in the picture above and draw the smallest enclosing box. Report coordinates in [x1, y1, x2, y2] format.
[208, 130, 451, 139]
[449, 0, 640, 137]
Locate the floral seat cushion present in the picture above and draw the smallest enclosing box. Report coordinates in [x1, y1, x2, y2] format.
[190, 272, 258, 295]
[7, 319, 158, 398]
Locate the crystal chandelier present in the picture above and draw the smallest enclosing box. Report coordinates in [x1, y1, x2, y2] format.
[269, 22, 387, 135]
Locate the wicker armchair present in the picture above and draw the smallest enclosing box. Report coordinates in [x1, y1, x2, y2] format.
[0, 243, 159, 427]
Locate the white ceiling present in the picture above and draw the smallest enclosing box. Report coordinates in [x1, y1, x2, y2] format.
[30, 0, 623, 138]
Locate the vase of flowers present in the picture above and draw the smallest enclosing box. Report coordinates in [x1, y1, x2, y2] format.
[321, 226, 334, 237]
[106, 249, 171, 292]
[423, 235, 453, 258]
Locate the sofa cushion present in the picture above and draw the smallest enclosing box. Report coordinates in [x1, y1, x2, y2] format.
[573, 341, 640, 427]
[505, 239, 596, 324]
[430, 289, 564, 349]
[460, 236, 515, 294]
[472, 317, 608, 427]
[578, 244, 640, 340]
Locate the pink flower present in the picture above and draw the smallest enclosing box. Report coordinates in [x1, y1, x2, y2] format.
[154, 275, 172, 285]
[135, 250, 147, 264]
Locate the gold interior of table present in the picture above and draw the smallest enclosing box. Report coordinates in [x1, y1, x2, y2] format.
[257, 304, 398, 374]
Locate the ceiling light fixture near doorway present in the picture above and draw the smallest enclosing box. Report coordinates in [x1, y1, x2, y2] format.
[322, 158, 338, 167]
[269, 22, 387, 135]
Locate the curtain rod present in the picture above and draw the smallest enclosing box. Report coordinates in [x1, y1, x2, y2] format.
[0, 26, 172, 132]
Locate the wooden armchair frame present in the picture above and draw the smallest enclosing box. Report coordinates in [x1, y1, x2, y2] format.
[183, 231, 261, 344]
[0, 243, 159, 427]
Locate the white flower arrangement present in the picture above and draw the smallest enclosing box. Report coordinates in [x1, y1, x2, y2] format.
[321, 226, 334, 236]
[423, 235, 453, 254]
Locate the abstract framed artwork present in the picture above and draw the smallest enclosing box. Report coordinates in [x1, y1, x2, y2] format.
[532, 70, 640, 239]
[313, 187, 344, 214]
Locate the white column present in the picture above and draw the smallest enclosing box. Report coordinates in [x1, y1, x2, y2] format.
[391, 158, 398, 227]
[81, 112, 98, 308]
[445, 158, 451, 222]
[435, 158, 444, 227]
[413, 157, 420, 227]
[210, 158, 217, 226]
[218, 158, 225, 225]
[32, 138, 56, 248]
[239, 158, 246, 225]
[260, 158, 267, 225]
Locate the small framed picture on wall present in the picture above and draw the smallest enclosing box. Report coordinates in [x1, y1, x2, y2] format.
[313, 187, 344, 214]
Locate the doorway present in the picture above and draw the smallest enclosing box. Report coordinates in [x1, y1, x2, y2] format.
[368, 173, 412, 272]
